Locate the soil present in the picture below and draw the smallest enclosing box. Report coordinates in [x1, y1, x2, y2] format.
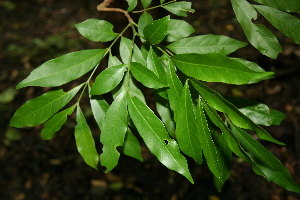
[1, 0, 300, 199]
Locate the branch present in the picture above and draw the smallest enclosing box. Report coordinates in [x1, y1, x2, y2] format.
[97, 0, 133, 23]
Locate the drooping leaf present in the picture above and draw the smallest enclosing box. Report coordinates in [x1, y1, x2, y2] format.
[147, 47, 167, 80]
[91, 64, 127, 95]
[253, 5, 300, 44]
[10, 84, 83, 128]
[100, 91, 128, 172]
[130, 62, 167, 89]
[108, 52, 122, 67]
[253, 0, 300, 13]
[172, 53, 274, 85]
[166, 19, 195, 42]
[231, 0, 282, 58]
[127, 95, 193, 183]
[122, 128, 143, 161]
[90, 94, 109, 130]
[75, 19, 118, 42]
[120, 37, 132, 64]
[141, 0, 152, 8]
[167, 35, 247, 55]
[138, 12, 153, 41]
[223, 95, 285, 126]
[230, 123, 300, 193]
[144, 16, 170, 44]
[126, 0, 137, 12]
[176, 81, 202, 164]
[163, 1, 195, 17]
[75, 106, 99, 169]
[190, 80, 284, 145]
[17, 49, 107, 88]
[41, 105, 76, 140]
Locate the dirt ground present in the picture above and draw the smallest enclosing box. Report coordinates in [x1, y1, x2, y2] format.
[1, 0, 300, 199]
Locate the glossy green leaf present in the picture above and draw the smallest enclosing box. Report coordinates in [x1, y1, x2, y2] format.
[10, 85, 82, 128]
[141, 0, 152, 8]
[17, 49, 107, 88]
[147, 47, 167, 80]
[126, 0, 137, 12]
[100, 91, 128, 172]
[108, 53, 122, 67]
[253, 0, 300, 13]
[163, 2, 195, 17]
[144, 16, 170, 44]
[224, 95, 285, 126]
[75, 19, 118, 42]
[138, 12, 153, 40]
[172, 53, 274, 85]
[91, 64, 127, 95]
[132, 45, 146, 66]
[166, 19, 195, 42]
[230, 123, 300, 193]
[176, 81, 202, 164]
[167, 35, 247, 55]
[191, 80, 284, 145]
[41, 105, 76, 140]
[231, 0, 282, 58]
[120, 37, 132, 64]
[90, 94, 109, 130]
[122, 128, 143, 161]
[75, 106, 99, 169]
[196, 99, 227, 181]
[130, 62, 167, 89]
[253, 5, 300, 44]
[127, 95, 193, 183]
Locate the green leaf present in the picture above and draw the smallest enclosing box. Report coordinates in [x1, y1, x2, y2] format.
[122, 128, 143, 161]
[166, 19, 195, 42]
[147, 47, 167, 80]
[133, 45, 146, 66]
[253, 0, 300, 13]
[17, 49, 107, 88]
[126, 0, 137, 12]
[167, 35, 247, 55]
[160, 0, 165, 4]
[141, 0, 152, 8]
[176, 81, 202, 164]
[196, 99, 228, 182]
[172, 53, 274, 85]
[75, 106, 99, 169]
[91, 64, 127, 95]
[224, 95, 285, 126]
[191, 80, 284, 145]
[231, 0, 282, 58]
[138, 12, 153, 40]
[253, 5, 300, 44]
[144, 16, 170, 44]
[41, 105, 76, 140]
[127, 95, 193, 183]
[10, 84, 83, 128]
[90, 94, 109, 129]
[130, 62, 167, 89]
[230, 123, 300, 193]
[119, 37, 132, 64]
[75, 19, 118, 42]
[100, 91, 128, 172]
[108, 53, 122, 67]
[163, 1, 195, 17]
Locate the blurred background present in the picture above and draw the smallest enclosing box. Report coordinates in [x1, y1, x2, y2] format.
[1, 0, 300, 199]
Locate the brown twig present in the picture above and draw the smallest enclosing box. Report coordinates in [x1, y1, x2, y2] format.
[97, 0, 133, 23]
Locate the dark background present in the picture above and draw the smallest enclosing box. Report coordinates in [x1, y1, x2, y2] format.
[1, 0, 300, 199]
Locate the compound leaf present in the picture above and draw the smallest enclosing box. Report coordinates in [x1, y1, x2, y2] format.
[17, 49, 107, 88]
[253, 0, 300, 13]
[163, 1, 195, 17]
[75, 19, 118, 42]
[100, 91, 128, 172]
[144, 16, 170, 44]
[75, 106, 99, 169]
[10, 84, 83, 128]
[128, 95, 193, 183]
[166, 19, 195, 42]
[122, 128, 143, 161]
[167, 35, 247, 55]
[172, 53, 274, 85]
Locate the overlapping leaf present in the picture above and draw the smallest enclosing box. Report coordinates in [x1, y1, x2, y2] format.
[10, 84, 82, 128]
[127, 95, 193, 183]
[172, 53, 274, 85]
[166, 19, 195, 42]
[146, 47, 167, 80]
[143, 16, 170, 44]
[100, 91, 128, 172]
[167, 35, 247, 55]
[75, 106, 99, 169]
[108, 53, 122, 67]
[163, 1, 195, 17]
[17, 49, 107, 88]
[75, 19, 118, 42]
[138, 12, 153, 40]
[253, 5, 300, 44]
[122, 128, 143, 161]
[90, 95, 109, 129]
[253, 0, 300, 13]
[120, 37, 132, 64]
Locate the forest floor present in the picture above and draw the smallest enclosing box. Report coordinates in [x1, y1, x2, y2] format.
[1, 0, 300, 199]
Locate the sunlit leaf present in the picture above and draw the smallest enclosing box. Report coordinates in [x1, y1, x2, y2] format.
[163, 1, 195, 17]
[75, 106, 99, 169]
[122, 128, 143, 161]
[108, 52, 122, 67]
[166, 19, 195, 42]
[90, 93, 109, 129]
[133, 45, 146, 65]
[17, 49, 107, 88]
[253, 0, 300, 13]
[138, 12, 153, 41]
[128, 95, 194, 183]
[144, 16, 170, 44]
[120, 37, 132, 64]
[75, 19, 118, 42]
